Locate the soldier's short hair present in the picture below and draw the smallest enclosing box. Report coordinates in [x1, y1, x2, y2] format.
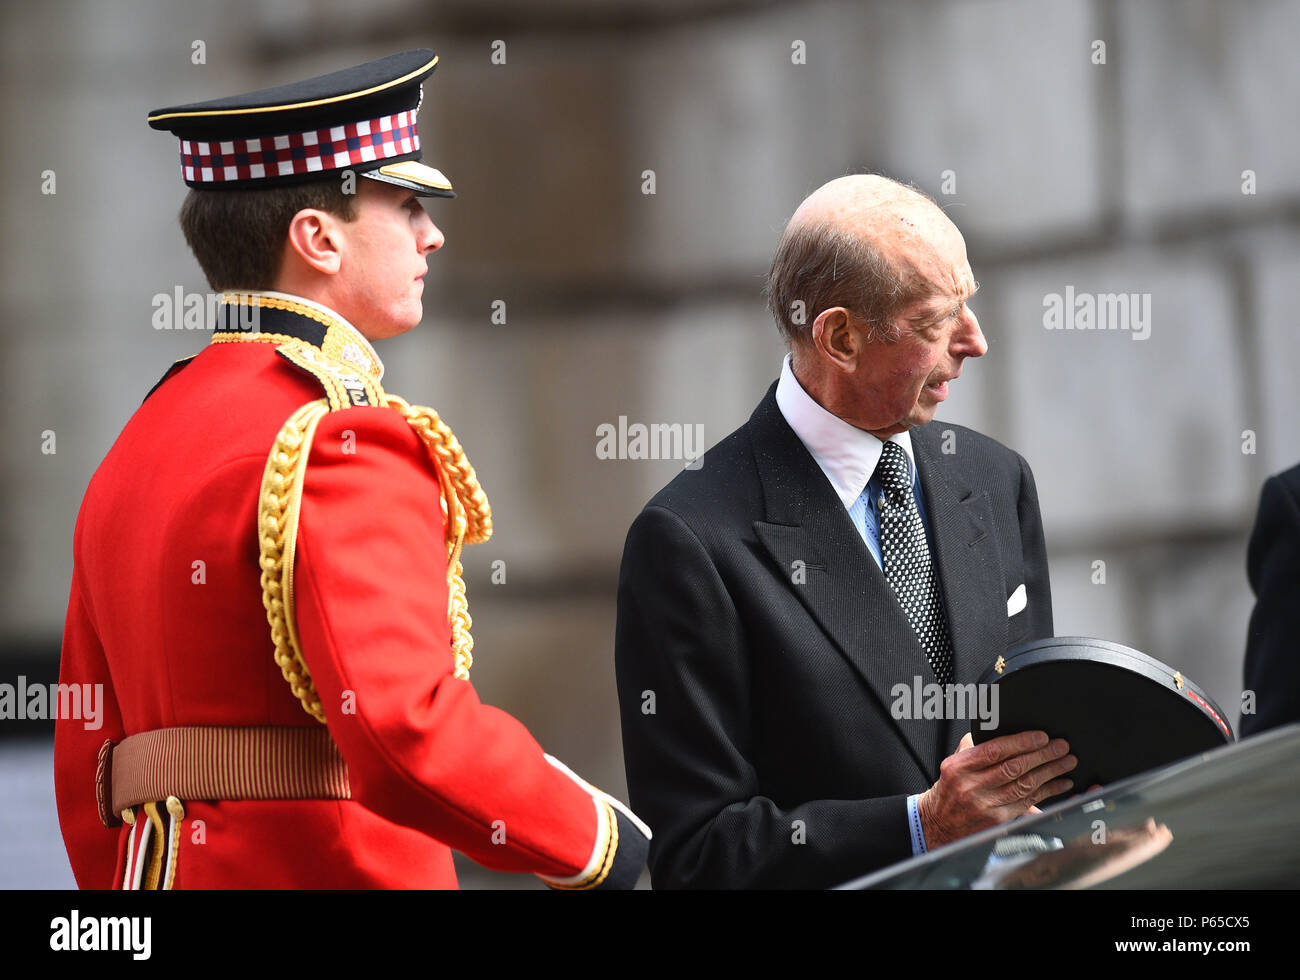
[179, 180, 357, 292]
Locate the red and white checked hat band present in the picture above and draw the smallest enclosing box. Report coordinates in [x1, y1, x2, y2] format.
[179, 109, 419, 185]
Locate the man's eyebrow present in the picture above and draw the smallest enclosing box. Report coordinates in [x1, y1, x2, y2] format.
[906, 280, 981, 326]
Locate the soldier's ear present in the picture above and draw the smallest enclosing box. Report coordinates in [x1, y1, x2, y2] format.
[284, 208, 343, 277]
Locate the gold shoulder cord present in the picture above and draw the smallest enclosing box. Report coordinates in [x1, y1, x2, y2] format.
[258, 395, 492, 724]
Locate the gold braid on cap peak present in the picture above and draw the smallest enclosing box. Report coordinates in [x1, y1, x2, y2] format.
[258, 395, 493, 724]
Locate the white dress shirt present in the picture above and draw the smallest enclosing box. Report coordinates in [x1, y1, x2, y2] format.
[774, 353, 916, 511]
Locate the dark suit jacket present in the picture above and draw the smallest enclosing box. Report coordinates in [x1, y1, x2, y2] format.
[614, 384, 1053, 888]
[1241, 463, 1300, 736]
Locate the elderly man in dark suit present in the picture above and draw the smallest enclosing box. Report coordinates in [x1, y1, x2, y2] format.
[614, 174, 1077, 888]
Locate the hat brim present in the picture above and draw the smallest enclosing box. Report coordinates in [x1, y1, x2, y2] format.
[363, 160, 455, 198]
[973, 636, 1234, 807]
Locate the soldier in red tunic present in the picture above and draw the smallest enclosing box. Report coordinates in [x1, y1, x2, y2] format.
[54, 49, 650, 889]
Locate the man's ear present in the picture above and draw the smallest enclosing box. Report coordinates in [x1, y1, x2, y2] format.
[811, 307, 860, 370]
[284, 208, 344, 277]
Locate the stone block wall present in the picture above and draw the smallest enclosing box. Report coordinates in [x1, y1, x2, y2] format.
[4, 0, 1296, 887]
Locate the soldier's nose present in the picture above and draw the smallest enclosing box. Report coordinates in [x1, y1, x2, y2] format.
[422, 218, 445, 255]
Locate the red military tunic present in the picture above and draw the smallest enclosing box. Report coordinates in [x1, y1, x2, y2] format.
[55, 291, 646, 888]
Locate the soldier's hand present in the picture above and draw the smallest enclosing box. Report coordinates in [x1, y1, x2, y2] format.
[917, 730, 1076, 850]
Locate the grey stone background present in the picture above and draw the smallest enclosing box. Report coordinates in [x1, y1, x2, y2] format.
[2, 0, 1297, 888]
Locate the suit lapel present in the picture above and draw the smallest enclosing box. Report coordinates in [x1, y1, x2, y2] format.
[911, 425, 1009, 753]
[910, 425, 1008, 687]
[748, 388, 943, 780]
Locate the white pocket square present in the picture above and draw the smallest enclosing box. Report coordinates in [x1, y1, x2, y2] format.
[1006, 583, 1027, 617]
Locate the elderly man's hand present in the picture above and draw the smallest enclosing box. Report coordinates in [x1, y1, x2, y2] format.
[917, 731, 1076, 849]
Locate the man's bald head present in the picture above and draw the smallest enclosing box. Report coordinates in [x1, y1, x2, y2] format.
[788, 173, 935, 237]
[765, 173, 984, 437]
[765, 174, 960, 347]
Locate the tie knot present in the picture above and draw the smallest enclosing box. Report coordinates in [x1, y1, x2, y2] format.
[876, 441, 912, 504]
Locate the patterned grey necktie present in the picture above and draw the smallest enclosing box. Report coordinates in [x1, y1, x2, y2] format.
[876, 441, 954, 685]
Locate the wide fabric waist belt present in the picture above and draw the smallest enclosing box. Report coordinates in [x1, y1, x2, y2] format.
[98, 725, 352, 827]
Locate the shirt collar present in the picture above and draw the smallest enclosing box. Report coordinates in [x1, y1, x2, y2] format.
[774, 353, 916, 510]
[211, 289, 385, 383]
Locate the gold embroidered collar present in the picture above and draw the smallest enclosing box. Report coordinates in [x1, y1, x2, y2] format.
[210, 290, 385, 385]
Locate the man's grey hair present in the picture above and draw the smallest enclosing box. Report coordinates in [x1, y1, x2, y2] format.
[764, 220, 925, 347]
[764, 176, 943, 346]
